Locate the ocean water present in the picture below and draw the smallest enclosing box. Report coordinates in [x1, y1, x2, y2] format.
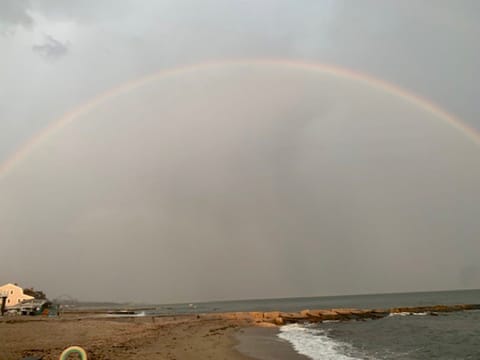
[272, 290, 480, 360]
[278, 310, 480, 359]
[148, 288, 480, 316]
[135, 289, 480, 315]
[96, 289, 480, 359]
[189, 289, 480, 360]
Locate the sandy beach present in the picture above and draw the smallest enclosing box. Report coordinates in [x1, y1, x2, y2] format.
[0, 314, 252, 360]
[0, 310, 314, 360]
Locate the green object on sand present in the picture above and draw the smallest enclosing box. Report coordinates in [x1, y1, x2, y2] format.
[59, 346, 87, 360]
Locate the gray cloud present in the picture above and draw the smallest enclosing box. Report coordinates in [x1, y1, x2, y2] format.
[1, 0, 480, 303]
[32, 34, 68, 59]
[0, 0, 33, 32]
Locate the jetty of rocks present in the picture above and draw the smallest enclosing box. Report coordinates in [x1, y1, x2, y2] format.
[217, 304, 480, 326]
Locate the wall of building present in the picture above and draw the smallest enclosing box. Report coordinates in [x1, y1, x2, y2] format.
[0, 283, 34, 308]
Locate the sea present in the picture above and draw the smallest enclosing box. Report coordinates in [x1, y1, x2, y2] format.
[84, 289, 480, 359]
[187, 289, 480, 360]
[233, 289, 480, 360]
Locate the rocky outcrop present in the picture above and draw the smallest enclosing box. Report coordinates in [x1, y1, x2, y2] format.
[217, 304, 480, 326]
[390, 304, 480, 313]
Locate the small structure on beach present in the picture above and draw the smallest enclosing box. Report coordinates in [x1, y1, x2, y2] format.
[0, 283, 34, 309]
[11, 298, 52, 316]
[0, 292, 7, 315]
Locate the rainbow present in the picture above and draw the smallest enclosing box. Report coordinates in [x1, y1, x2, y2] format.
[1, 58, 479, 180]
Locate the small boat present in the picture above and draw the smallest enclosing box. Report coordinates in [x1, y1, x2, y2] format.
[107, 310, 136, 315]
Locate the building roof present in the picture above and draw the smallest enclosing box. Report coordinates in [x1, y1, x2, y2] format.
[0, 283, 22, 288]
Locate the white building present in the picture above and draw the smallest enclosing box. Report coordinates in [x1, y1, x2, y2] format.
[0, 283, 35, 308]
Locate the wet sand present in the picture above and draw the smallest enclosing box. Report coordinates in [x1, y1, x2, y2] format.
[0, 315, 252, 360]
[235, 327, 308, 360]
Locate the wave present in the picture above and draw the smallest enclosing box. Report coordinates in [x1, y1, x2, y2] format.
[277, 324, 362, 360]
[388, 312, 428, 317]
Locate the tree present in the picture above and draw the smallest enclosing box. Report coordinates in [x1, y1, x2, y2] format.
[24, 287, 47, 299]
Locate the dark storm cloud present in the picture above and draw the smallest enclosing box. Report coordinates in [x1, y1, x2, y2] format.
[0, 0, 33, 31]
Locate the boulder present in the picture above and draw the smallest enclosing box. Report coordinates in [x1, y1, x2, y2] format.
[316, 310, 339, 321]
[279, 312, 309, 323]
[263, 311, 280, 320]
[257, 321, 278, 328]
[249, 312, 264, 321]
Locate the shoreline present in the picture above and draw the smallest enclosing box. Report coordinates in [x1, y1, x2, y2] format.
[235, 326, 309, 360]
[2, 303, 479, 359]
[0, 314, 307, 360]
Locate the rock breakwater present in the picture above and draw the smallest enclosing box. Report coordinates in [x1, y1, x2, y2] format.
[216, 304, 480, 327]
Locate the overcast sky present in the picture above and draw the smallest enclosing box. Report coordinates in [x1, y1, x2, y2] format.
[1, 1, 479, 303]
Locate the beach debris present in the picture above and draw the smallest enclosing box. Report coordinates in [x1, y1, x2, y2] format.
[59, 346, 87, 360]
[0, 292, 7, 316]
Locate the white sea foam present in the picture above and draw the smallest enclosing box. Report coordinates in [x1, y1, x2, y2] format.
[388, 312, 410, 317]
[105, 311, 146, 317]
[388, 312, 428, 317]
[278, 324, 362, 360]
